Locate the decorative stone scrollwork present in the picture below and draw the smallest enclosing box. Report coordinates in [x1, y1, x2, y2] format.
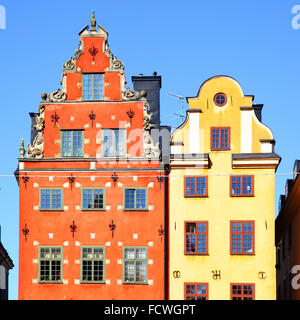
[63, 57, 76, 73]
[48, 88, 67, 103]
[104, 42, 122, 69]
[142, 99, 160, 159]
[121, 88, 140, 101]
[104, 42, 113, 59]
[26, 95, 46, 159]
[103, 41, 126, 90]
[143, 131, 160, 159]
[27, 134, 44, 159]
[111, 56, 124, 71]
[143, 101, 154, 131]
[74, 41, 84, 59]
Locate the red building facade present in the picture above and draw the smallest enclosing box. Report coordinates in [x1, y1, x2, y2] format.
[17, 13, 168, 300]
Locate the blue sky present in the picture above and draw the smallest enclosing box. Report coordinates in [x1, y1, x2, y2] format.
[0, 0, 300, 300]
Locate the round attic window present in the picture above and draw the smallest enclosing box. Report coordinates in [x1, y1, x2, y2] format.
[214, 93, 227, 107]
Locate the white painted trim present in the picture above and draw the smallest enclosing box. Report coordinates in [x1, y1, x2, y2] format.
[171, 145, 182, 154]
[261, 143, 273, 153]
[189, 113, 200, 154]
[240, 110, 253, 153]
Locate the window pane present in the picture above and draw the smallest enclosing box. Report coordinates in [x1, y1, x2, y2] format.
[61, 131, 83, 157]
[186, 222, 208, 254]
[115, 130, 126, 157]
[81, 247, 105, 282]
[232, 222, 254, 255]
[82, 189, 104, 210]
[185, 283, 208, 300]
[103, 130, 114, 157]
[83, 74, 104, 101]
[39, 247, 62, 283]
[136, 248, 146, 259]
[186, 223, 196, 233]
[41, 189, 51, 209]
[243, 176, 253, 194]
[124, 261, 135, 282]
[136, 261, 146, 282]
[125, 189, 135, 209]
[51, 189, 61, 209]
[136, 189, 146, 209]
[94, 260, 104, 281]
[103, 129, 126, 157]
[123, 247, 147, 283]
[186, 234, 196, 253]
[94, 189, 104, 209]
[83, 189, 93, 209]
[232, 284, 255, 300]
[41, 189, 61, 210]
[124, 248, 135, 259]
[211, 128, 229, 150]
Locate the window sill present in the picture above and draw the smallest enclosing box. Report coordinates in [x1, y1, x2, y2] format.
[230, 195, 255, 198]
[123, 209, 149, 212]
[122, 282, 148, 285]
[38, 281, 63, 284]
[230, 253, 255, 256]
[184, 195, 208, 198]
[39, 209, 64, 212]
[185, 253, 209, 256]
[80, 281, 106, 284]
[81, 209, 106, 212]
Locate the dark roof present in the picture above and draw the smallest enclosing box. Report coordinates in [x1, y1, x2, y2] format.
[0, 242, 14, 270]
[232, 153, 281, 160]
[171, 153, 209, 160]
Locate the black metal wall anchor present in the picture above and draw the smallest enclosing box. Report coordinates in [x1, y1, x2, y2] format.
[51, 112, 60, 128]
[109, 220, 116, 238]
[157, 174, 164, 189]
[158, 225, 165, 243]
[89, 46, 98, 61]
[212, 270, 221, 280]
[127, 108, 135, 125]
[89, 111, 96, 128]
[22, 224, 29, 241]
[258, 272, 266, 280]
[22, 173, 29, 189]
[70, 221, 77, 238]
[111, 172, 119, 187]
[68, 174, 75, 190]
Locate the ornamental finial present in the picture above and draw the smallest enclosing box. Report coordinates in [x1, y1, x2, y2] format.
[19, 139, 25, 158]
[90, 11, 97, 32]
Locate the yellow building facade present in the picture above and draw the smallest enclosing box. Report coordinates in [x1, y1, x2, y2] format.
[169, 76, 281, 300]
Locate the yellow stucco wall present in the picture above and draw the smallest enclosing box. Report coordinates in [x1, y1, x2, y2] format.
[169, 76, 279, 300]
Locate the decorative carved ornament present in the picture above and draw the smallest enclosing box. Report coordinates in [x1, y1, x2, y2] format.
[26, 97, 46, 159]
[121, 88, 139, 101]
[104, 41, 126, 91]
[63, 57, 76, 73]
[142, 99, 160, 159]
[74, 41, 84, 59]
[48, 88, 67, 103]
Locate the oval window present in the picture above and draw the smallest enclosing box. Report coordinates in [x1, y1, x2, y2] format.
[214, 93, 227, 107]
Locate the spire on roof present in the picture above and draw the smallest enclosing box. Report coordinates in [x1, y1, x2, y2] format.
[90, 10, 97, 31]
